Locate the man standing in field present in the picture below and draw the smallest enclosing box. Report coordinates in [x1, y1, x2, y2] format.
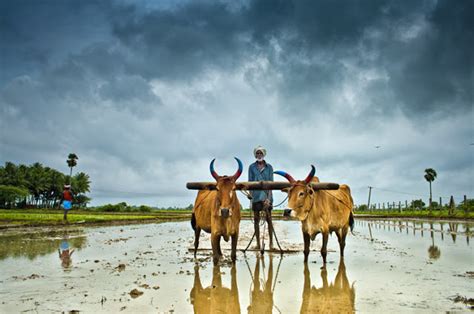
[59, 185, 74, 221]
[248, 146, 274, 250]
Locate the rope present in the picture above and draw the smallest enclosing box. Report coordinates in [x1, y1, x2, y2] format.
[243, 231, 256, 253]
[272, 195, 289, 208]
[192, 190, 214, 212]
[320, 189, 353, 211]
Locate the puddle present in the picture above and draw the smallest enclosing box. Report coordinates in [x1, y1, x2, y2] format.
[0, 219, 472, 312]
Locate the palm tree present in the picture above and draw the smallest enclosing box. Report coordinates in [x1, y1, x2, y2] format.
[66, 153, 78, 185]
[424, 168, 437, 209]
[72, 172, 91, 194]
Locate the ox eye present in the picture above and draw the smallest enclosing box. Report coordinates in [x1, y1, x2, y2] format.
[298, 191, 305, 198]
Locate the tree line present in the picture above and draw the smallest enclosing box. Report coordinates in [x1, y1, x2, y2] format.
[0, 161, 91, 209]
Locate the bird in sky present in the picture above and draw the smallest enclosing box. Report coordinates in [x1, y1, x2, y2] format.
[375, 146, 381, 149]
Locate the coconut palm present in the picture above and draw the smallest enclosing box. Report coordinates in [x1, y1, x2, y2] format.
[424, 168, 437, 208]
[66, 153, 78, 185]
[72, 172, 90, 194]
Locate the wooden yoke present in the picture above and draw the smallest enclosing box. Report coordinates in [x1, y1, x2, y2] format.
[186, 181, 340, 191]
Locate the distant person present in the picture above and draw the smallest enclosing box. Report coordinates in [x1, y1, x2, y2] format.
[248, 146, 274, 250]
[58, 239, 74, 269]
[59, 185, 74, 221]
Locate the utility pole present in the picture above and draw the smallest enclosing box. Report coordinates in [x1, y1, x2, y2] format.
[367, 186, 373, 211]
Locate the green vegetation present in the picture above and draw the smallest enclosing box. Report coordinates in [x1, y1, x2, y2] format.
[0, 161, 91, 209]
[355, 198, 474, 219]
[424, 168, 437, 208]
[0, 229, 87, 260]
[0, 208, 191, 227]
[89, 202, 154, 212]
[66, 153, 78, 185]
[0, 185, 29, 208]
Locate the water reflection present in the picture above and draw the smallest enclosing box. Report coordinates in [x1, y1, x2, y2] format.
[356, 220, 473, 245]
[301, 260, 355, 313]
[428, 223, 441, 260]
[0, 228, 86, 260]
[448, 223, 458, 243]
[247, 255, 282, 313]
[58, 235, 75, 270]
[190, 265, 240, 314]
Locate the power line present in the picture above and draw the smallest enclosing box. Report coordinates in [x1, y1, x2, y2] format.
[370, 186, 427, 198]
[362, 186, 467, 200]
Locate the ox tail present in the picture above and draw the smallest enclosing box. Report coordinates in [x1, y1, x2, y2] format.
[349, 211, 355, 232]
[191, 213, 196, 231]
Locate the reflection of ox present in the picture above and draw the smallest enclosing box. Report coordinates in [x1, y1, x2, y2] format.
[191, 158, 242, 265]
[301, 260, 355, 313]
[190, 265, 240, 314]
[275, 166, 354, 264]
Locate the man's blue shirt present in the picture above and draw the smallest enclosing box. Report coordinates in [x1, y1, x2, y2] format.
[248, 161, 274, 203]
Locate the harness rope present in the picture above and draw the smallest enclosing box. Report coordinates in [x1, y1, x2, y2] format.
[320, 189, 354, 211]
[192, 189, 213, 212]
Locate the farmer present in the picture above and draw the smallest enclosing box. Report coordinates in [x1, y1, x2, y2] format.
[248, 145, 274, 250]
[59, 185, 74, 221]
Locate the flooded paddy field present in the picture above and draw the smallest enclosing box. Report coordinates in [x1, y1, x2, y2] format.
[0, 218, 472, 312]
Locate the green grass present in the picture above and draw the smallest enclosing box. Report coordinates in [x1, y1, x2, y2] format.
[0, 208, 192, 227]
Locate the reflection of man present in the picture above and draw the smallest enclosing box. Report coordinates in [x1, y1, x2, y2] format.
[58, 240, 74, 269]
[248, 255, 274, 314]
[190, 265, 240, 314]
[248, 145, 274, 250]
[301, 260, 355, 313]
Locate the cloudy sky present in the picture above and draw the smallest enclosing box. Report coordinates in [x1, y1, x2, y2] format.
[1, 0, 472, 208]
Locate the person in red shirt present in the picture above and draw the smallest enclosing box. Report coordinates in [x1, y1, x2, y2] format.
[59, 185, 74, 221]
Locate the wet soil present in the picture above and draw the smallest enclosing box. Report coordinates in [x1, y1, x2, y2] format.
[0, 219, 472, 312]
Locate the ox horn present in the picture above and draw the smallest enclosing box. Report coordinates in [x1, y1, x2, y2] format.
[209, 158, 219, 181]
[232, 157, 243, 180]
[274, 170, 296, 184]
[304, 165, 316, 184]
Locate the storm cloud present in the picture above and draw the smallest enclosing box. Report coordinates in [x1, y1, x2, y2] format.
[1, 0, 472, 207]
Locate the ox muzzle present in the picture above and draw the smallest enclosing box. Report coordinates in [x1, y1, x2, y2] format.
[220, 207, 231, 218]
[283, 208, 292, 217]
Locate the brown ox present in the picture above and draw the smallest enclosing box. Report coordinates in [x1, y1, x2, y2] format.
[275, 165, 354, 264]
[190, 265, 240, 314]
[300, 260, 355, 313]
[191, 158, 242, 265]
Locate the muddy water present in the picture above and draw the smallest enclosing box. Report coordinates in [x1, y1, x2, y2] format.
[0, 218, 472, 313]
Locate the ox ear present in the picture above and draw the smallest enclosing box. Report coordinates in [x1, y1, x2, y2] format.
[281, 187, 290, 194]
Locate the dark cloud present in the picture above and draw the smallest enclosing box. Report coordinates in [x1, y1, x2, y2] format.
[111, 1, 249, 80]
[1, 0, 472, 206]
[0, 0, 113, 85]
[98, 75, 161, 116]
[388, 0, 474, 115]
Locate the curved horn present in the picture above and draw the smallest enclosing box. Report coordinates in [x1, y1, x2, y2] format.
[274, 170, 296, 184]
[304, 165, 316, 184]
[232, 157, 243, 180]
[209, 158, 219, 181]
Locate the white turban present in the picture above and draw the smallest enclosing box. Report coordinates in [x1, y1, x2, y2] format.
[253, 145, 267, 158]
